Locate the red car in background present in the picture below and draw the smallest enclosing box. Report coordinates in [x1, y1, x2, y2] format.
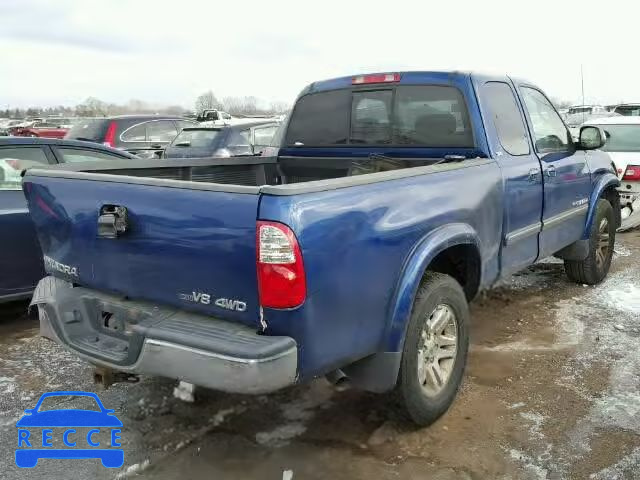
[10, 119, 71, 139]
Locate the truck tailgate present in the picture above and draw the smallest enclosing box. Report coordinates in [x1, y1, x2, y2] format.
[23, 170, 261, 328]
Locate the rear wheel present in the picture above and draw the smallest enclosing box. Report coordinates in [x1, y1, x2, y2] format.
[395, 272, 469, 426]
[565, 199, 615, 285]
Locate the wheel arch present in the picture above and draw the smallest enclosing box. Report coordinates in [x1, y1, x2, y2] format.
[384, 223, 481, 352]
[584, 174, 620, 238]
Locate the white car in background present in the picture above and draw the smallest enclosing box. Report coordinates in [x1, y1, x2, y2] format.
[584, 116, 640, 231]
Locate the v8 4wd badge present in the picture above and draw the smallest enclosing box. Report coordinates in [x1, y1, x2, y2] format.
[179, 291, 246, 312]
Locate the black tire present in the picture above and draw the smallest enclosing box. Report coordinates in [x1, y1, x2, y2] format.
[565, 199, 615, 285]
[395, 272, 470, 426]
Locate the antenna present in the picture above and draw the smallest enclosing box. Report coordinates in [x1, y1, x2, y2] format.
[580, 64, 585, 123]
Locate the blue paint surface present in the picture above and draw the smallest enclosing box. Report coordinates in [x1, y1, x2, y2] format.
[23, 71, 619, 382]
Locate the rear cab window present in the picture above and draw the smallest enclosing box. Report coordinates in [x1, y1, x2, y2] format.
[482, 82, 530, 156]
[285, 85, 474, 148]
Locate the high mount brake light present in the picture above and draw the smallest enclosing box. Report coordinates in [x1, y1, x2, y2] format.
[352, 73, 401, 85]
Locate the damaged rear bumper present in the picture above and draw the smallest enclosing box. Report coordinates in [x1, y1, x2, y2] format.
[31, 276, 298, 394]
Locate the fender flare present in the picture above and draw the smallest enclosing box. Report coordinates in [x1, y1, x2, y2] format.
[383, 223, 481, 352]
[583, 173, 620, 239]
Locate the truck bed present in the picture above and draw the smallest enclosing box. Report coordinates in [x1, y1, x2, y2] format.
[30, 154, 464, 189]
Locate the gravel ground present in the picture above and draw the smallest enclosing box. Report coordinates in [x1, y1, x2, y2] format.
[1, 230, 639, 480]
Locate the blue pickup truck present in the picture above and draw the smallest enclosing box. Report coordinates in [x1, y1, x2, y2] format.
[24, 71, 620, 426]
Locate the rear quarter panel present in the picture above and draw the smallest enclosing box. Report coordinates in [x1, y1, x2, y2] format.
[259, 161, 503, 379]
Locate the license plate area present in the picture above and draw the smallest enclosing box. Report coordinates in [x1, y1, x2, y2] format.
[60, 297, 148, 366]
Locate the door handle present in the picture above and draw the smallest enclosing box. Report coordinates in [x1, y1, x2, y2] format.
[98, 205, 129, 238]
[528, 168, 540, 182]
[545, 165, 557, 177]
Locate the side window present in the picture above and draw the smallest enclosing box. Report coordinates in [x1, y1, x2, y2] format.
[56, 148, 126, 163]
[121, 123, 147, 142]
[253, 126, 278, 148]
[147, 121, 178, 143]
[350, 90, 392, 144]
[0, 147, 49, 190]
[483, 82, 530, 156]
[521, 87, 571, 154]
[228, 129, 251, 146]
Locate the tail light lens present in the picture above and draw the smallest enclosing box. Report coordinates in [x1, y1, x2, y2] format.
[622, 165, 640, 181]
[257, 221, 306, 309]
[5, 159, 20, 169]
[103, 121, 117, 148]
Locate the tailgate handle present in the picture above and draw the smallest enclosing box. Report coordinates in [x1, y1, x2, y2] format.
[98, 205, 129, 238]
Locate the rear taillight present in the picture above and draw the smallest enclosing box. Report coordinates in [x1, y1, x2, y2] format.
[5, 159, 20, 169]
[352, 73, 400, 85]
[622, 165, 640, 181]
[103, 121, 117, 148]
[257, 221, 306, 309]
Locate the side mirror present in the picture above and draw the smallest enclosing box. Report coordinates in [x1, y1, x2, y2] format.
[579, 126, 607, 150]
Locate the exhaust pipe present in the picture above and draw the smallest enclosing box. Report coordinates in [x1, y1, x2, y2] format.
[325, 369, 349, 386]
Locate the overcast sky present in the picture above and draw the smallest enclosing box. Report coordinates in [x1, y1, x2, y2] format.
[0, 0, 637, 109]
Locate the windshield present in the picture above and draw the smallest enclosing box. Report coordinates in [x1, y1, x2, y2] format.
[285, 85, 473, 148]
[170, 129, 221, 148]
[596, 124, 640, 152]
[36, 394, 102, 412]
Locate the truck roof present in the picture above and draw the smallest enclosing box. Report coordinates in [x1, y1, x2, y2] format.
[301, 70, 541, 96]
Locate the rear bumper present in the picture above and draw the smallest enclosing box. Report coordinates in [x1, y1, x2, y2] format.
[31, 277, 298, 394]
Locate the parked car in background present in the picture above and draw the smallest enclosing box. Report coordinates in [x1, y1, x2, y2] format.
[26, 71, 619, 427]
[64, 115, 197, 158]
[0, 119, 23, 136]
[565, 112, 620, 141]
[584, 116, 640, 231]
[164, 121, 280, 158]
[10, 121, 70, 139]
[197, 109, 233, 126]
[568, 105, 608, 116]
[609, 104, 640, 117]
[0, 137, 135, 303]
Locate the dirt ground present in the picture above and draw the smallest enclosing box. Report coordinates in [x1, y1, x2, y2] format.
[1, 231, 639, 480]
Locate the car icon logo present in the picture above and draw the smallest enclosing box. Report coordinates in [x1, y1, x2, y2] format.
[15, 391, 124, 468]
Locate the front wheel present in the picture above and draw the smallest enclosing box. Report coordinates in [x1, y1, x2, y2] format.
[565, 198, 615, 285]
[395, 272, 469, 426]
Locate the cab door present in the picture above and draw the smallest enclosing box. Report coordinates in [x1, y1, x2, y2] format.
[0, 145, 53, 297]
[517, 85, 592, 258]
[478, 80, 543, 275]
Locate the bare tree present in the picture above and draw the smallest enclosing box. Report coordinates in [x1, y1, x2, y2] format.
[194, 90, 221, 113]
[268, 101, 290, 114]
